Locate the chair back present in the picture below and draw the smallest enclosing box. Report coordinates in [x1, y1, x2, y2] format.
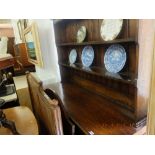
[26, 72, 63, 135]
[26, 72, 42, 119]
[45, 88, 75, 135]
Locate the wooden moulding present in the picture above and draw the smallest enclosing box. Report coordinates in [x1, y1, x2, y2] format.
[59, 63, 137, 86]
[57, 38, 136, 46]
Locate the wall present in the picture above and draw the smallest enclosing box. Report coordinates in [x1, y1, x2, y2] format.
[0, 37, 8, 54]
[32, 19, 61, 86]
[0, 24, 14, 37]
[11, 19, 61, 85]
[146, 21, 155, 134]
[11, 20, 22, 43]
[136, 20, 155, 120]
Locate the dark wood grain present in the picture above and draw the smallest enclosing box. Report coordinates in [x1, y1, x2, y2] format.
[59, 63, 137, 85]
[45, 82, 141, 135]
[7, 37, 15, 56]
[14, 43, 33, 67]
[0, 58, 14, 70]
[57, 38, 136, 46]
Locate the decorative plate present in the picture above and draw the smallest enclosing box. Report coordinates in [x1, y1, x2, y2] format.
[104, 44, 126, 73]
[100, 19, 123, 41]
[81, 46, 94, 67]
[77, 26, 86, 43]
[69, 49, 77, 64]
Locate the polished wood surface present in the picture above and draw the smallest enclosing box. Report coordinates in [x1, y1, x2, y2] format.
[14, 43, 33, 67]
[7, 37, 20, 69]
[7, 37, 15, 56]
[0, 57, 14, 70]
[46, 82, 142, 135]
[0, 106, 38, 135]
[13, 43, 35, 75]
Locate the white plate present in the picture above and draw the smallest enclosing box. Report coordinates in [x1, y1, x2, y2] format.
[69, 49, 77, 64]
[100, 19, 123, 41]
[104, 44, 126, 73]
[81, 46, 94, 67]
[77, 26, 86, 43]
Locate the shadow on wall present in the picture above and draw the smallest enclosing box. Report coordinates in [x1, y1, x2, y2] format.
[33, 19, 61, 85]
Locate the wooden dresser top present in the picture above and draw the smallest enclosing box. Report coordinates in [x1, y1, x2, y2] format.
[46, 82, 142, 135]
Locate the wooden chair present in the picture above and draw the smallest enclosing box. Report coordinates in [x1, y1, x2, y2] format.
[45, 88, 75, 135]
[38, 88, 63, 134]
[26, 72, 42, 123]
[26, 72, 75, 135]
[0, 106, 38, 135]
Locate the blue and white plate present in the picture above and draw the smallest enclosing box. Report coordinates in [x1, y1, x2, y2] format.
[104, 44, 126, 73]
[69, 49, 77, 64]
[81, 46, 94, 67]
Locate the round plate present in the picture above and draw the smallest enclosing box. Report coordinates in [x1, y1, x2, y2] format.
[100, 19, 123, 41]
[77, 26, 86, 43]
[104, 44, 126, 73]
[81, 46, 94, 67]
[69, 49, 77, 64]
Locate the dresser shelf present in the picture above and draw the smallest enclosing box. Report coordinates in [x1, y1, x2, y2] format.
[57, 38, 136, 47]
[54, 19, 150, 128]
[59, 63, 137, 86]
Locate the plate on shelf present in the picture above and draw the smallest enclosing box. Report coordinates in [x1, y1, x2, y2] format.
[81, 46, 94, 67]
[100, 19, 123, 41]
[104, 44, 126, 73]
[77, 26, 86, 43]
[69, 49, 77, 64]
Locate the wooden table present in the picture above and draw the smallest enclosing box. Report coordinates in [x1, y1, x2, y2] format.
[46, 82, 145, 135]
[0, 106, 38, 135]
[0, 55, 14, 70]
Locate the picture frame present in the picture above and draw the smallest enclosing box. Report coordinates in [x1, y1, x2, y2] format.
[17, 20, 24, 41]
[23, 19, 28, 29]
[23, 22, 43, 67]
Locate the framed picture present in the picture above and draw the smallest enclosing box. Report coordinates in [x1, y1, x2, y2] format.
[23, 19, 28, 29]
[17, 20, 24, 41]
[23, 22, 43, 67]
